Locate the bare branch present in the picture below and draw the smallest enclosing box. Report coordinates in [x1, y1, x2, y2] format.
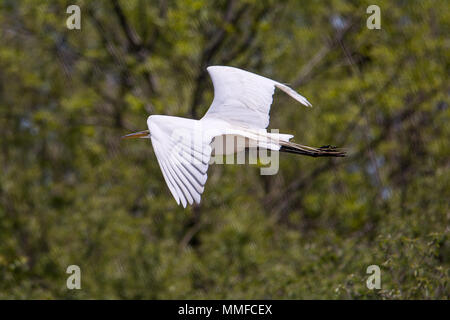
[189, 2, 251, 118]
[111, 0, 141, 51]
[292, 20, 357, 87]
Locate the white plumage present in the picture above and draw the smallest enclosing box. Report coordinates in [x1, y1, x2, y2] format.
[204, 66, 311, 129]
[124, 66, 313, 207]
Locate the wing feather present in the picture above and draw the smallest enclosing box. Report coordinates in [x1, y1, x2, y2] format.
[152, 140, 183, 206]
[148, 115, 212, 207]
[202, 66, 311, 129]
[163, 156, 194, 205]
[170, 152, 206, 193]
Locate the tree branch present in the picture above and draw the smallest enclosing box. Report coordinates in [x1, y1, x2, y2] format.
[292, 19, 357, 87]
[189, 1, 250, 118]
[111, 0, 141, 51]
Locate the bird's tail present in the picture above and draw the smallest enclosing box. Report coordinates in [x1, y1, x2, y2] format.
[279, 141, 346, 157]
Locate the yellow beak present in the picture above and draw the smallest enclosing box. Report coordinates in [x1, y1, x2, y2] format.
[121, 130, 150, 139]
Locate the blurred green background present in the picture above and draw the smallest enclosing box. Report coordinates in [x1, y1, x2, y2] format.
[0, 0, 448, 299]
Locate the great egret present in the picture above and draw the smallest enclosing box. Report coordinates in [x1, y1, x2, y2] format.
[123, 66, 345, 207]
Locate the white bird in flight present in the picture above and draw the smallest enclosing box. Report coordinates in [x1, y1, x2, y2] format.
[123, 66, 345, 207]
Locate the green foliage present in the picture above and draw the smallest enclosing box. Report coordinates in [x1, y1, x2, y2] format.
[0, 0, 448, 299]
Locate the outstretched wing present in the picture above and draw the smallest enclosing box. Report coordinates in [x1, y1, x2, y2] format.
[202, 66, 312, 129]
[148, 115, 213, 207]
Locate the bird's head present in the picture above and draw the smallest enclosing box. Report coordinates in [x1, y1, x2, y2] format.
[121, 130, 150, 139]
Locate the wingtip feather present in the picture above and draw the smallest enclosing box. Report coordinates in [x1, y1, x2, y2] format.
[275, 83, 312, 107]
